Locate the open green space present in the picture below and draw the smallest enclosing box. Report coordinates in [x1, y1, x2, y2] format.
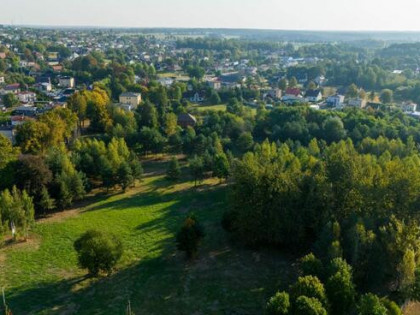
[0, 161, 293, 314]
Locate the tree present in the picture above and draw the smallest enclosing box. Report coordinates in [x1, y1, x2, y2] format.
[326, 258, 356, 314]
[209, 90, 221, 104]
[278, 78, 288, 91]
[189, 155, 204, 187]
[186, 65, 205, 80]
[236, 132, 254, 152]
[137, 100, 159, 129]
[380, 89, 393, 104]
[166, 157, 181, 181]
[117, 161, 134, 192]
[322, 117, 346, 143]
[2, 93, 19, 108]
[39, 186, 55, 214]
[358, 293, 387, 315]
[347, 84, 358, 98]
[289, 77, 298, 88]
[290, 276, 328, 307]
[164, 113, 178, 136]
[213, 153, 230, 181]
[74, 230, 123, 276]
[176, 215, 204, 259]
[308, 81, 317, 90]
[294, 296, 327, 315]
[300, 253, 323, 279]
[266, 291, 290, 315]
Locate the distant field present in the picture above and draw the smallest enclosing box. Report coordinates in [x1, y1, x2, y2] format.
[193, 103, 227, 112]
[0, 159, 293, 314]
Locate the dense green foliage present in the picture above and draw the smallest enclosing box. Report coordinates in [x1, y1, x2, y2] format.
[74, 229, 123, 276]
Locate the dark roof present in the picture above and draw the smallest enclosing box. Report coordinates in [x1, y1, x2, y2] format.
[178, 113, 197, 124]
[305, 89, 322, 97]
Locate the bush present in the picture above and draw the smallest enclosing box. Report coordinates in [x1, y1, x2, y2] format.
[176, 214, 204, 259]
[266, 291, 290, 315]
[74, 230, 123, 276]
[290, 276, 328, 307]
[166, 157, 181, 180]
[294, 296, 327, 315]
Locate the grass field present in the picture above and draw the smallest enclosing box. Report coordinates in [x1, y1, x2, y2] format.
[192, 103, 227, 112]
[0, 159, 294, 314]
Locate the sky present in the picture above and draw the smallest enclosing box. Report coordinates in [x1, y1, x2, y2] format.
[1, 0, 420, 31]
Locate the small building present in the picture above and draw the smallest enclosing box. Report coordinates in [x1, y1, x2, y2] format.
[347, 98, 367, 108]
[0, 52, 6, 59]
[10, 115, 34, 126]
[402, 102, 417, 113]
[305, 89, 323, 103]
[3, 83, 20, 94]
[326, 94, 345, 108]
[266, 88, 282, 100]
[58, 76, 75, 88]
[206, 78, 222, 90]
[0, 76, 4, 84]
[18, 91, 37, 103]
[119, 92, 142, 108]
[12, 105, 38, 117]
[178, 113, 197, 128]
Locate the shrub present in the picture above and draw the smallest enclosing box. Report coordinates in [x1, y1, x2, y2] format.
[74, 230, 123, 276]
[266, 291, 290, 315]
[294, 296, 327, 315]
[176, 214, 204, 259]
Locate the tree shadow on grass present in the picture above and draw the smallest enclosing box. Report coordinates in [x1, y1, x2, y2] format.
[4, 173, 295, 314]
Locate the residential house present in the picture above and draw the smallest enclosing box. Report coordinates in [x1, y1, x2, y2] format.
[12, 105, 38, 117]
[18, 91, 37, 103]
[402, 102, 417, 113]
[305, 89, 323, 103]
[3, 83, 20, 95]
[119, 92, 142, 108]
[347, 98, 367, 108]
[265, 88, 282, 100]
[206, 78, 222, 90]
[52, 65, 63, 72]
[58, 76, 75, 88]
[177, 113, 197, 128]
[282, 87, 303, 103]
[326, 94, 345, 108]
[11, 115, 34, 126]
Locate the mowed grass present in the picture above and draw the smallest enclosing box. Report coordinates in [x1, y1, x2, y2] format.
[192, 104, 227, 112]
[0, 162, 294, 314]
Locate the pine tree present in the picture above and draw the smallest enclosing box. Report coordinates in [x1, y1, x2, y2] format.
[166, 157, 181, 181]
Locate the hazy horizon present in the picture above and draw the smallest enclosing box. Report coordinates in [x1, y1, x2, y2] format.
[2, 0, 420, 32]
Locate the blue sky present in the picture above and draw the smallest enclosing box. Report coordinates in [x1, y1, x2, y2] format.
[1, 0, 420, 31]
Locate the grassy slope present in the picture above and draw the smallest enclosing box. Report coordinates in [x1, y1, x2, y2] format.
[0, 163, 294, 314]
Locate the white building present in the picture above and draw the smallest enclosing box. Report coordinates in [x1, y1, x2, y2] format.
[326, 94, 345, 108]
[402, 102, 417, 113]
[18, 91, 37, 103]
[58, 76, 75, 88]
[119, 92, 142, 108]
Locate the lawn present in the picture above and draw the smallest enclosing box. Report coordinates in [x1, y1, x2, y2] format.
[0, 160, 294, 314]
[192, 103, 227, 112]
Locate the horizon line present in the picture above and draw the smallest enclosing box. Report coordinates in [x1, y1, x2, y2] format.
[3, 23, 420, 34]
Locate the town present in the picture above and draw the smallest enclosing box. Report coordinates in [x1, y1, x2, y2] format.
[2, 24, 420, 315]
